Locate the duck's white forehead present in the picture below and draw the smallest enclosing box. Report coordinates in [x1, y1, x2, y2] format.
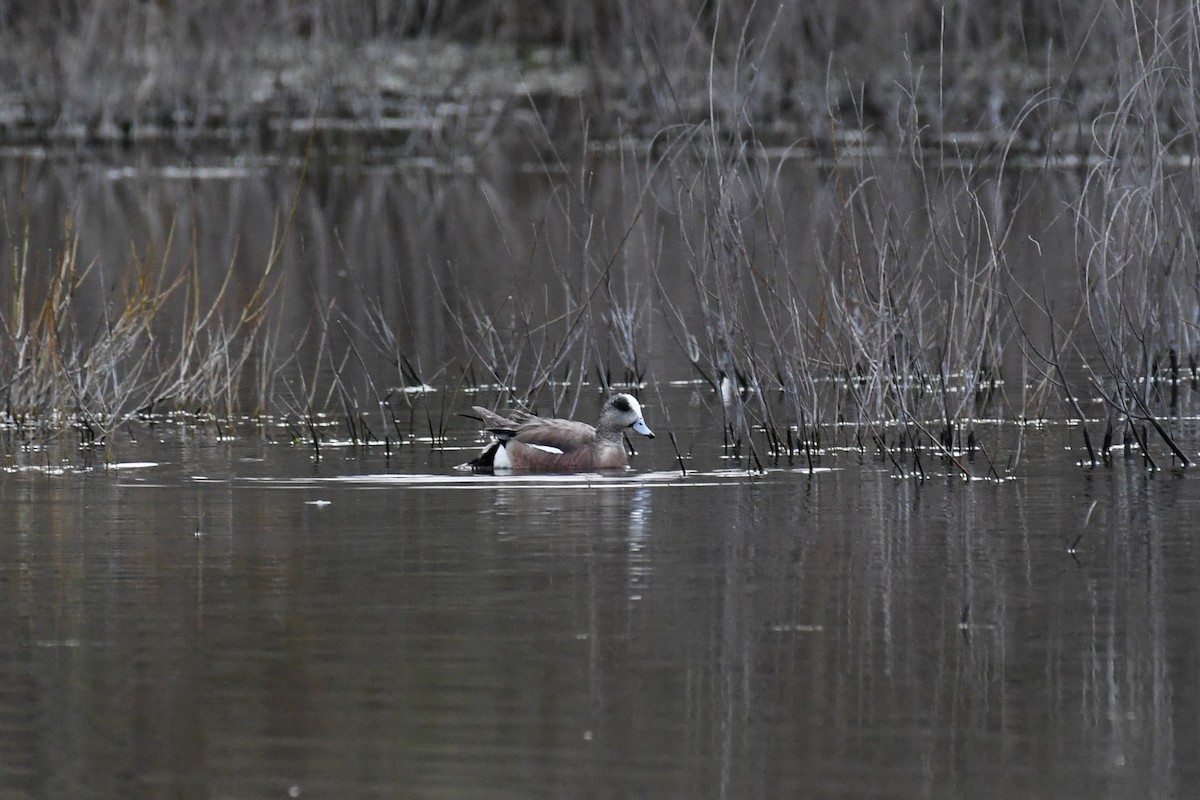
[620, 394, 643, 416]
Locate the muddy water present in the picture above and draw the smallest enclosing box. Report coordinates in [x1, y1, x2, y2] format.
[2, 387, 1199, 799]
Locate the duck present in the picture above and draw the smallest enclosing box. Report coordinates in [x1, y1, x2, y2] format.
[467, 393, 655, 472]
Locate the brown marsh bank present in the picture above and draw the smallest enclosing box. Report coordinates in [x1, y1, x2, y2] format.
[2, 1, 1198, 159]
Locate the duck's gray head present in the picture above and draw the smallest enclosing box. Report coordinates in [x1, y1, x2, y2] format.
[605, 393, 654, 438]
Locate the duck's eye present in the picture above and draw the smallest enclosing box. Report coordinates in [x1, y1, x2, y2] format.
[612, 396, 632, 412]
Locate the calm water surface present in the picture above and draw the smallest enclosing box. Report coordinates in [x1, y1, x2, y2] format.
[2, 389, 1199, 799]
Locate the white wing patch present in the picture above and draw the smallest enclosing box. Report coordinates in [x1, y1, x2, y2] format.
[526, 443, 565, 455]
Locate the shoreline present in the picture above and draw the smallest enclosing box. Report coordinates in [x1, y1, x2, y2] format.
[0, 32, 1188, 161]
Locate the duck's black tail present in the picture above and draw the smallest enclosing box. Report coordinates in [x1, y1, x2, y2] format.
[466, 429, 515, 470]
[465, 442, 496, 470]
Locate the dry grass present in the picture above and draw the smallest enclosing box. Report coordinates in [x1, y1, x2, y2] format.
[0, 210, 283, 446]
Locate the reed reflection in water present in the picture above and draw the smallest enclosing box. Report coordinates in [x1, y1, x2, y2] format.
[0, 411, 1197, 798]
[0, 149, 1078, 404]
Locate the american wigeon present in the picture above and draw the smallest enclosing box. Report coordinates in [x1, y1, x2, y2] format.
[468, 393, 655, 471]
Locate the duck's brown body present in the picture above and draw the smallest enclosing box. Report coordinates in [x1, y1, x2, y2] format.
[468, 394, 654, 472]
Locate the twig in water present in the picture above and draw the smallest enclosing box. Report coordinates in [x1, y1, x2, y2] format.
[662, 430, 685, 477]
[975, 440, 1001, 481]
[905, 413, 972, 479]
[1068, 500, 1099, 554]
[1129, 387, 1191, 468]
